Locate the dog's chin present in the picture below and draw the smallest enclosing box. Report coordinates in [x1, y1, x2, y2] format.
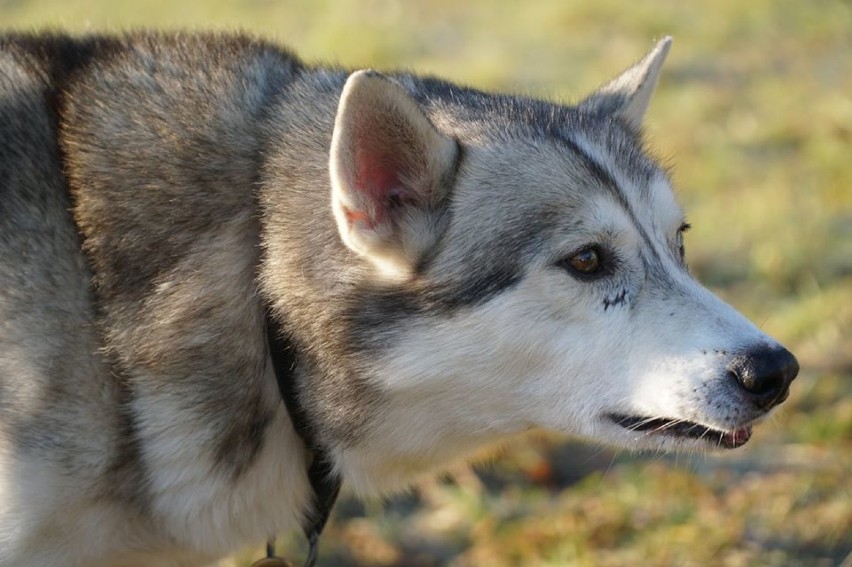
[606, 413, 754, 450]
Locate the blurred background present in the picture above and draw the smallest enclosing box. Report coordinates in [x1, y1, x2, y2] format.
[4, 1, 849, 565]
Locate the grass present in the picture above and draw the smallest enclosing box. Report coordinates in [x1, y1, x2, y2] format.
[3, 0, 850, 565]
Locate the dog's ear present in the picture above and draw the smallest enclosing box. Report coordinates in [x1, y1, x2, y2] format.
[580, 37, 672, 129]
[330, 70, 457, 277]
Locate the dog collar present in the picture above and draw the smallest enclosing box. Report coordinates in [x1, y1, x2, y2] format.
[263, 312, 342, 567]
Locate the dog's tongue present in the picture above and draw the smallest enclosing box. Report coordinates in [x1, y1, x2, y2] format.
[722, 426, 753, 448]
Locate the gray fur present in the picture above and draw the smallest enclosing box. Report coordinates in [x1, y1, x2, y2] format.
[0, 32, 796, 566]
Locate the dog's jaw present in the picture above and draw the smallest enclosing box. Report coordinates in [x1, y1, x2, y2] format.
[605, 413, 755, 450]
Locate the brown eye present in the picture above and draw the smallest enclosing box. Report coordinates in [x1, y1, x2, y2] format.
[567, 247, 602, 275]
[557, 245, 611, 279]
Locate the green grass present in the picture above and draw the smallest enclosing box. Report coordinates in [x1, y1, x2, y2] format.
[4, 1, 850, 565]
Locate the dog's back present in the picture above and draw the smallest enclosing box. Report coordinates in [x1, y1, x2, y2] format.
[0, 33, 314, 566]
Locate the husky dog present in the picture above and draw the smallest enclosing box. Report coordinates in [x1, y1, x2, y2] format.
[0, 32, 798, 566]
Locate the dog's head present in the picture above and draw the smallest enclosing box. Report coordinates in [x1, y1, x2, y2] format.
[326, 38, 797, 489]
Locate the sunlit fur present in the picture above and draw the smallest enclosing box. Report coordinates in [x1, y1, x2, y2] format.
[0, 32, 794, 566]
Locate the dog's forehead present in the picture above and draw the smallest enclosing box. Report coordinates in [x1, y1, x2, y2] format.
[567, 128, 684, 233]
[412, 75, 671, 212]
[445, 113, 678, 237]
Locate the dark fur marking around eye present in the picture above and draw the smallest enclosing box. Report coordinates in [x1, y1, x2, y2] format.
[603, 288, 628, 311]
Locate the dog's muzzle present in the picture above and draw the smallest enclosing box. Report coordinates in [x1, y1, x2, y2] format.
[608, 344, 799, 450]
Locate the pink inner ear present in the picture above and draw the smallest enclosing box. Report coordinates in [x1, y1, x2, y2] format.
[353, 146, 405, 225]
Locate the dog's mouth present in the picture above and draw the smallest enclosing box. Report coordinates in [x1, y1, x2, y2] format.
[607, 414, 753, 449]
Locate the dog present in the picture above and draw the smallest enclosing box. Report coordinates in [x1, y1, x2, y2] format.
[0, 32, 798, 566]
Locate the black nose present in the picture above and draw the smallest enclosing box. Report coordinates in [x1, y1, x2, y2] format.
[728, 346, 799, 410]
